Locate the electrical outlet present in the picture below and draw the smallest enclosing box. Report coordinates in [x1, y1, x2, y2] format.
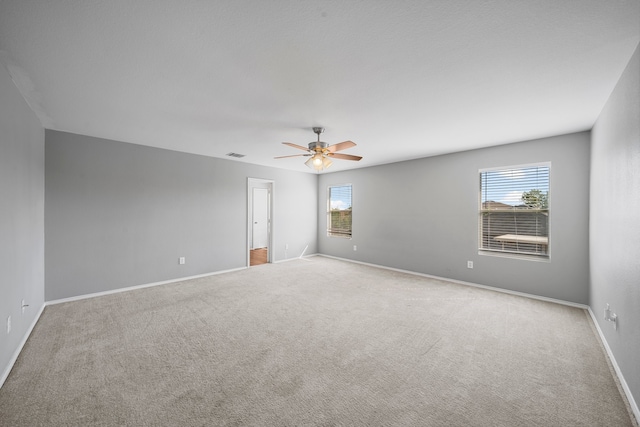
[467, 261, 473, 269]
[6, 315, 11, 334]
[353, 245, 357, 251]
[179, 257, 186, 265]
[21, 299, 27, 314]
[285, 244, 288, 250]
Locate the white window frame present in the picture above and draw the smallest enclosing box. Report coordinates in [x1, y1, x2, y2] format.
[478, 162, 550, 260]
[327, 184, 352, 239]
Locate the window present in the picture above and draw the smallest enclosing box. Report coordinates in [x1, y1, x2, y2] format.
[328, 184, 352, 238]
[479, 164, 550, 258]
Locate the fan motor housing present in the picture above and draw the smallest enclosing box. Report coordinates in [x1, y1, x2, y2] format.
[308, 141, 329, 151]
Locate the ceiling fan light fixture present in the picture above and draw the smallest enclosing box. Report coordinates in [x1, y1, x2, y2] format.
[305, 156, 316, 169]
[278, 127, 361, 171]
[303, 153, 325, 171]
[304, 153, 332, 171]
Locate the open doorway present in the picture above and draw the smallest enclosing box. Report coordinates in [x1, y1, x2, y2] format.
[247, 178, 273, 267]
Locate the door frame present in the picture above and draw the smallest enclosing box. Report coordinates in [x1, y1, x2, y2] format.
[251, 188, 269, 250]
[247, 178, 274, 267]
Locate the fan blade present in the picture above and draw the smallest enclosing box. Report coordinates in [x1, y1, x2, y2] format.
[274, 154, 311, 159]
[327, 140, 356, 152]
[328, 153, 362, 161]
[282, 142, 310, 152]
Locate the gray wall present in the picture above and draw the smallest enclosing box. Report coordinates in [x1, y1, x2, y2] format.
[590, 43, 640, 409]
[45, 131, 317, 301]
[318, 132, 590, 304]
[0, 64, 45, 380]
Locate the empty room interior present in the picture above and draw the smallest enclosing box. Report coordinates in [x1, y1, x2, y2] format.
[1, 1, 639, 425]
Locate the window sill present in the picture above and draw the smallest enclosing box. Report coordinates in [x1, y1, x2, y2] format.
[478, 250, 550, 262]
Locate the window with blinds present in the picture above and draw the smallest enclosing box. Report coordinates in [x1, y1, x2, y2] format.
[479, 164, 550, 257]
[328, 184, 352, 238]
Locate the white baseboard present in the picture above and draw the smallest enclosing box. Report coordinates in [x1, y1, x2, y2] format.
[0, 302, 45, 390]
[319, 254, 637, 422]
[318, 254, 588, 309]
[46, 267, 247, 306]
[6, 257, 635, 423]
[47, 257, 325, 304]
[3, 266, 249, 389]
[273, 253, 319, 264]
[588, 308, 639, 423]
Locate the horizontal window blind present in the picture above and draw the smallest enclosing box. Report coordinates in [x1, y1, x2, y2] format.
[328, 185, 352, 238]
[480, 165, 549, 257]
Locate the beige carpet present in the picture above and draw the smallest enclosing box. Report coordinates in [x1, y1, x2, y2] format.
[0, 257, 636, 426]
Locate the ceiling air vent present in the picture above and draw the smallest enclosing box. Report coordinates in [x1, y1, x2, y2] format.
[226, 152, 246, 158]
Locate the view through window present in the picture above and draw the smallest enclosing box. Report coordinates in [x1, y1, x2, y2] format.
[328, 185, 352, 238]
[480, 164, 550, 257]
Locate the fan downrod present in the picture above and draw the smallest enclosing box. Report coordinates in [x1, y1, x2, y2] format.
[309, 127, 327, 150]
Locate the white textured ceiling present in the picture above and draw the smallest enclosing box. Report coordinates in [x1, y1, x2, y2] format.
[1, 1, 639, 173]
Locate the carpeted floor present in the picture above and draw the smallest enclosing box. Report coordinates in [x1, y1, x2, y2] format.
[0, 257, 636, 426]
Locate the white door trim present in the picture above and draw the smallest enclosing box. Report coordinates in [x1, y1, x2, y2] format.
[247, 178, 274, 266]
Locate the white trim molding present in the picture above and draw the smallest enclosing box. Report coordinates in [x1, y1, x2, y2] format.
[0, 303, 46, 389]
[588, 308, 639, 423]
[3, 266, 245, 389]
[4, 256, 636, 425]
[319, 254, 637, 423]
[273, 253, 318, 264]
[46, 267, 247, 306]
[319, 254, 588, 309]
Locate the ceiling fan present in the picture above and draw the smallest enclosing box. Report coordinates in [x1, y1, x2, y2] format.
[274, 127, 362, 171]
